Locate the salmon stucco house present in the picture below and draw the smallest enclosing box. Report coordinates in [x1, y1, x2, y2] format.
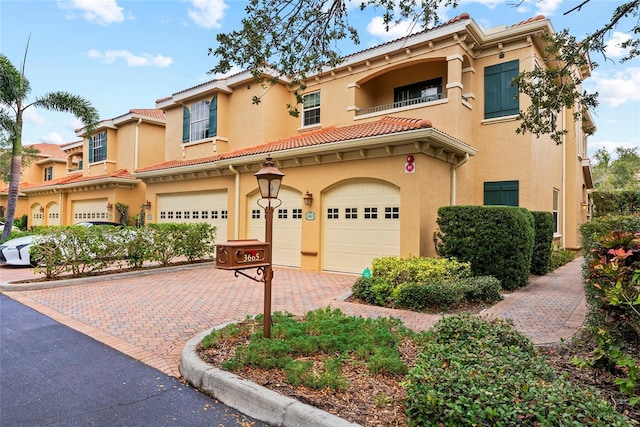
[1, 109, 165, 226]
[131, 13, 594, 274]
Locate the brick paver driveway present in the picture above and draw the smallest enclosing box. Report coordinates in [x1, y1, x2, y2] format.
[2, 259, 586, 377]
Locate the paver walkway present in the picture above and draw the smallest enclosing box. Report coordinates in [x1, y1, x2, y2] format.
[1, 257, 586, 377]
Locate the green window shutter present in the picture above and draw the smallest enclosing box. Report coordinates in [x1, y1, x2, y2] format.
[88, 137, 94, 163]
[208, 96, 217, 137]
[484, 66, 503, 119]
[102, 132, 107, 160]
[501, 61, 519, 116]
[484, 60, 519, 119]
[484, 180, 519, 206]
[182, 106, 190, 143]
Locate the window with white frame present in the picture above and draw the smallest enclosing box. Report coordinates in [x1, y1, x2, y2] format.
[90, 131, 107, 163]
[44, 166, 53, 181]
[553, 188, 559, 234]
[302, 92, 320, 126]
[190, 100, 210, 141]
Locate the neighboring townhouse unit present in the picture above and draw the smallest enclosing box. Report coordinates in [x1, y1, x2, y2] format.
[134, 13, 594, 274]
[4, 109, 165, 227]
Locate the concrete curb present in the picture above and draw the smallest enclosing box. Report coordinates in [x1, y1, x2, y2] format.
[180, 326, 360, 427]
[0, 262, 215, 292]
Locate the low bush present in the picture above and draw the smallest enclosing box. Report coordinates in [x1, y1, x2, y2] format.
[549, 246, 576, 271]
[371, 255, 471, 286]
[404, 315, 631, 426]
[352, 256, 501, 312]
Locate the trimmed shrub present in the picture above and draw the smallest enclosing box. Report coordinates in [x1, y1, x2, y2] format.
[394, 276, 501, 311]
[530, 211, 554, 275]
[549, 246, 576, 270]
[437, 205, 535, 290]
[404, 315, 631, 426]
[371, 255, 471, 286]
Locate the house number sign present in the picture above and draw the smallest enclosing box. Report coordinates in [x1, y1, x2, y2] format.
[215, 239, 270, 270]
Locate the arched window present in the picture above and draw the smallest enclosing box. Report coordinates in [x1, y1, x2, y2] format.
[182, 96, 217, 142]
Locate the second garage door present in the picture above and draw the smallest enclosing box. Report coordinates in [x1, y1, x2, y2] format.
[323, 180, 400, 274]
[158, 191, 228, 243]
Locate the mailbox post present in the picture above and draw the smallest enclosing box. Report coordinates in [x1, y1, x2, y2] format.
[215, 156, 284, 338]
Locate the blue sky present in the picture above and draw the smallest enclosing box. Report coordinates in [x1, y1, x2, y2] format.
[1, 0, 639, 158]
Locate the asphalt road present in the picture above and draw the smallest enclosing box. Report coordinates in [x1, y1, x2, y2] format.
[0, 294, 265, 427]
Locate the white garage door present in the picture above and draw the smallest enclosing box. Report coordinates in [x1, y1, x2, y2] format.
[158, 191, 228, 243]
[47, 203, 61, 226]
[72, 199, 110, 223]
[248, 187, 302, 268]
[323, 181, 400, 274]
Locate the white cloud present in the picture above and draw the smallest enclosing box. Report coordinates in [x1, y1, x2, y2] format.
[88, 49, 173, 67]
[605, 32, 632, 59]
[39, 132, 66, 145]
[187, 0, 228, 29]
[23, 108, 47, 126]
[532, 0, 562, 17]
[57, 0, 125, 25]
[366, 16, 422, 41]
[589, 67, 640, 108]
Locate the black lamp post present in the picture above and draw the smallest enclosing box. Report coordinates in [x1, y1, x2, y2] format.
[254, 156, 284, 338]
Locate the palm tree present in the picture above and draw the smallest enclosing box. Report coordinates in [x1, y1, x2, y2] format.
[0, 43, 99, 239]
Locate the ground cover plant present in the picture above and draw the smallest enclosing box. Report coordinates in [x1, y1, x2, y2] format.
[198, 309, 636, 426]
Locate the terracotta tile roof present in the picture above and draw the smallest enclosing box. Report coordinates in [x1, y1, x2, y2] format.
[508, 15, 546, 28]
[26, 143, 66, 159]
[129, 109, 165, 120]
[20, 169, 136, 191]
[136, 116, 465, 174]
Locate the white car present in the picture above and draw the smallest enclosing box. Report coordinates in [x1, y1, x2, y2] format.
[0, 235, 39, 266]
[0, 221, 20, 233]
[0, 222, 123, 267]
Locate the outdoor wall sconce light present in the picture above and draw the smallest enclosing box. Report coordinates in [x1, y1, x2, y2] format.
[39, 206, 45, 213]
[106, 202, 113, 210]
[581, 201, 588, 211]
[303, 191, 313, 206]
[143, 200, 151, 210]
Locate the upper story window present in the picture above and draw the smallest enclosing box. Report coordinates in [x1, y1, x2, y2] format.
[394, 78, 443, 104]
[44, 166, 53, 181]
[302, 91, 320, 127]
[183, 96, 217, 143]
[484, 60, 519, 119]
[89, 131, 107, 163]
[553, 188, 560, 234]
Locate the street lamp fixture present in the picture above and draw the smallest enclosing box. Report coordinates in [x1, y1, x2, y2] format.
[254, 156, 284, 338]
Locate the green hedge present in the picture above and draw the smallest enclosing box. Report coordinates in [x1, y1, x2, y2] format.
[437, 206, 535, 290]
[530, 211, 554, 275]
[31, 223, 216, 279]
[404, 315, 631, 426]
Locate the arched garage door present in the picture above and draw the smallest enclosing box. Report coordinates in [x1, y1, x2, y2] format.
[248, 187, 302, 268]
[158, 191, 228, 243]
[323, 180, 400, 274]
[47, 203, 61, 226]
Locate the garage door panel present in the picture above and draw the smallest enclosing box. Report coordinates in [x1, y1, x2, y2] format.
[158, 191, 228, 243]
[73, 199, 110, 223]
[323, 181, 400, 274]
[248, 188, 302, 268]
